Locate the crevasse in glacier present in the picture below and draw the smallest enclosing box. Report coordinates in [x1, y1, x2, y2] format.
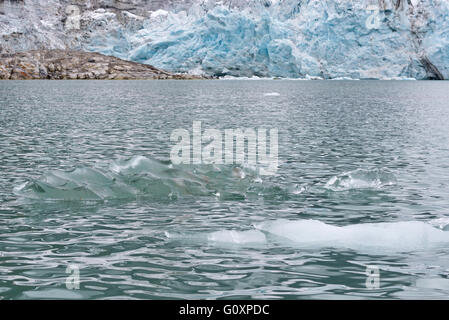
[1, 0, 449, 79]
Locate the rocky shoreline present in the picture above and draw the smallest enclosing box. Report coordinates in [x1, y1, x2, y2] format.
[0, 50, 206, 80]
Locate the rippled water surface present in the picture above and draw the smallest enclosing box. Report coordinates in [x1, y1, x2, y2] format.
[1, 80, 449, 299]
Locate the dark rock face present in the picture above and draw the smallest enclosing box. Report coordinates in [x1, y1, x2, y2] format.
[420, 56, 445, 80]
[0, 49, 205, 79]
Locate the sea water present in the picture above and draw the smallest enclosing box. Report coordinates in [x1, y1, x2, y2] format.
[1, 80, 449, 299]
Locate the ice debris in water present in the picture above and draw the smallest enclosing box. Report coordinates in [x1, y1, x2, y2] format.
[165, 218, 449, 251]
[325, 168, 397, 191]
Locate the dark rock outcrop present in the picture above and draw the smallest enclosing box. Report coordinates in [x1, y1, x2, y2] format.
[0, 49, 205, 80]
[420, 56, 445, 80]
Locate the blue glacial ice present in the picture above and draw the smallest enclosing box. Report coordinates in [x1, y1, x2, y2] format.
[83, 0, 449, 79]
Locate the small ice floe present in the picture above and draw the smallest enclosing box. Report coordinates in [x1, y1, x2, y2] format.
[255, 219, 449, 252]
[166, 218, 449, 252]
[325, 168, 396, 191]
[263, 92, 281, 96]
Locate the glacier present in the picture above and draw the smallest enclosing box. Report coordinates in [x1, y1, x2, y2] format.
[1, 0, 448, 79]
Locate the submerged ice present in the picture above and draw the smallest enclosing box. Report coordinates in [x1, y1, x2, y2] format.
[1, 0, 448, 79]
[14, 156, 285, 201]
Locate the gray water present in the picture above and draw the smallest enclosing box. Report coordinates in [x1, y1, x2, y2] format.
[1, 80, 449, 299]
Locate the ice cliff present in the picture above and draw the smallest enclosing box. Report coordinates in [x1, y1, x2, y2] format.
[1, 0, 448, 79]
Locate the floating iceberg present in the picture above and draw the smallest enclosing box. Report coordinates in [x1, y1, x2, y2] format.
[165, 218, 449, 251]
[14, 156, 287, 201]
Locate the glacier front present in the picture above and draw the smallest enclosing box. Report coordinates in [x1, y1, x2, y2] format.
[1, 0, 448, 79]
